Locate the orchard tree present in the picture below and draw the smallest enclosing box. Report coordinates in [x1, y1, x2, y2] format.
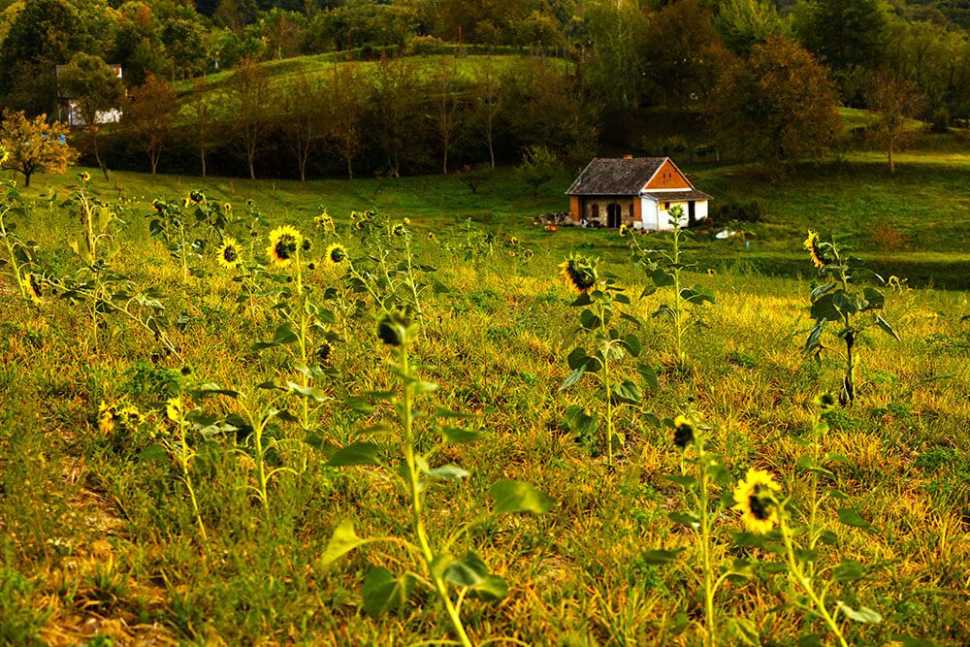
[473, 57, 504, 170]
[57, 53, 125, 179]
[188, 77, 215, 177]
[715, 0, 789, 55]
[795, 0, 888, 71]
[125, 74, 177, 175]
[866, 70, 924, 174]
[517, 145, 559, 197]
[709, 37, 842, 165]
[431, 56, 462, 175]
[0, 110, 78, 187]
[370, 56, 421, 178]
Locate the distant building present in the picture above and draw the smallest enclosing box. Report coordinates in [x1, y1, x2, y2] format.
[55, 64, 125, 128]
[566, 156, 712, 230]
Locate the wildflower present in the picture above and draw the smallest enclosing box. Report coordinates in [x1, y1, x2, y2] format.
[673, 415, 695, 449]
[98, 401, 116, 434]
[732, 469, 781, 534]
[166, 397, 184, 423]
[804, 230, 828, 270]
[217, 237, 242, 269]
[377, 308, 413, 347]
[559, 254, 599, 293]
[266, 225, 303, 267]
[324, 243, 348, 271]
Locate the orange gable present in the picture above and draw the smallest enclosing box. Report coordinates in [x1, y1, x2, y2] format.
[644, 159, 692, 190]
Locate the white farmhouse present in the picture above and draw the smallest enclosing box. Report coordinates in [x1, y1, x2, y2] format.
[566, 156, 712, 230]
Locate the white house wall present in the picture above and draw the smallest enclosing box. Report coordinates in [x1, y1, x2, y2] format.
[639, 198, 708, 231]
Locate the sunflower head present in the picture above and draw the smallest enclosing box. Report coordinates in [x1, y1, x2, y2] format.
[732, 469, 782, 534]
[559, 254, 599, 293]
[815, 392, 837, 412]
[316, 342, 332, 366]
[79, 171, 91, 183]
[377, 307, 414, 348]
[392, 222, 408, 238]
[314, 210, 334, 232]
[218, 237, 242, 269]
[26, 273, 44, 303]
[267, 226, 304, 267]
[673, 415, 695, 449]
[324, 242, 348, 271]
[189, 190, 206, 204]
[223, 202, 232, 214]
[98, 401, 116, 435]
[804, 230, 828, 270]
[619, 224, 628, 237]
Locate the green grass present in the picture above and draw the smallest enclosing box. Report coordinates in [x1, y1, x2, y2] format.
[1, 149, 969, 645]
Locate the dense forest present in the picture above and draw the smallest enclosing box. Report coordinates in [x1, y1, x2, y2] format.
[0, 0, 969, 178]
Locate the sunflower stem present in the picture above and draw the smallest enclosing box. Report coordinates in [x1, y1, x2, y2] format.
[399, 341, 472, 647]
[696, 436, 716, 647]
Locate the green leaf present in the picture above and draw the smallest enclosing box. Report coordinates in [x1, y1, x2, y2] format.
[361, 566, 412, 616]
[641, 548, 684, 565]
[875, 315, 900, 341]
[321, 519, 366, 566]
[489, 479, 554, 514]
[637, 362, 659, 390]
[138, 443, 168, 463]
[837, 507, 874, 531]
[469, 574, 508, 600]
[612, 380, 642, 405]
[443, 551, 488, 587]
[566, 346, 589, 370]
[580, 308, 601, 330]
[836, 601, 882, 624]
[559, 366, 586, 391]
[424, 464, 470, 480]
[862, 287, 885, 311]
[441, 426, 480, 443]
[833, 560, 867, 582]
[328, 442, 381, 467]
[620, 334, 642, 357]
[652, 268, 674, 286]
[668, 511, 700, 529]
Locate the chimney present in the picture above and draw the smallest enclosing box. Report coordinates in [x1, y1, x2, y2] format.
[623, 154, 633, 160]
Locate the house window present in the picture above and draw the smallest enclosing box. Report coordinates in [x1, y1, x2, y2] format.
[664, 201, 670, 210]
[592, 204, 599, 218]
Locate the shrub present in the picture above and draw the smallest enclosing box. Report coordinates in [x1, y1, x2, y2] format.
[714, 201, 764, 223]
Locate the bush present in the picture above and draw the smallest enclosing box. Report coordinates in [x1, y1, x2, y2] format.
[714, 201, 764, 223]
[406, 36, 450, 56]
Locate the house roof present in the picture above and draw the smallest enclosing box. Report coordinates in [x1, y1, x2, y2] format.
[566, 157, 668, 195]
[644, 189, 712, 202]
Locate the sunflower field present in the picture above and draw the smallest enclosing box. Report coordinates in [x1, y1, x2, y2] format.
[1, 174, 968, 646]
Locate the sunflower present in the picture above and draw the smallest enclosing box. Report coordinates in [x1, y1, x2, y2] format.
[118, 405, 141, 427]
[266, 226, 303, 267]
[217, 237, 242, 269]
[316, 342, 333, 366]
[314, 210, 334, 232]
[619, 224, 628, 237]
[26, 273, 44, 304]
[732, 469, 782, 534]
[189, 190, 206, 204]
[166, 397, 184, 423]
[324, 243, 348, 271]
[559, 254, 599, 293]
[223, 202, 232, 214]
[79, 171, 91, 183]
[392, 222, 408, 237]
[673, 415, 694, 449]
[815, 392, 836, 412]
[98, 401, 116, 434]
[804, 230, 828, 270]
[377, 308, 412, 347]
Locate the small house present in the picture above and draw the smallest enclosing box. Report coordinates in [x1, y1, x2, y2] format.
[55, 64, 125, 128]
[566, 156, 712, 230]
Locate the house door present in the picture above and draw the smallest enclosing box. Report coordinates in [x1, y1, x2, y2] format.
[688, 201, 696, 226]
[607, 203, 622, 228]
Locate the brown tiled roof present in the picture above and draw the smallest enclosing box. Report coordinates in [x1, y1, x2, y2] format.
[566, 157, 668, 195]
[643, 189, 712, 202]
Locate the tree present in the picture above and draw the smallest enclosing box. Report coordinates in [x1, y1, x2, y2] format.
[795, 0, 887, 72]
[326, 64, 364, 180]
[282, 71, 326, 182]
[431, 56, 462, 175]
[125, 74, 177, 175]
[516, 145, 559, 197]
[473, 57, 503, 170]
[866, 70, 924, 173]
[370, 56, 421, 178]
[188, 77, 215, 177]
[57, 53, 125, 179]
[0, 110, 78, 187]
[229, 58, 270, 180]
[709, 37, 842, 165]
[715, 0, 790, 55]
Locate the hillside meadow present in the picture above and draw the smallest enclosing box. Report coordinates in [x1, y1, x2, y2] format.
[0, 156, 968, 646]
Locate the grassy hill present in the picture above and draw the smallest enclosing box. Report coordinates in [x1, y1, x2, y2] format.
[1, 140, 968, 645]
